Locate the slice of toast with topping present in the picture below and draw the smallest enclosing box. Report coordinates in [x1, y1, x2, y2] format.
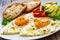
[25, 1, 40, 12]
[3, 2, 26, 19]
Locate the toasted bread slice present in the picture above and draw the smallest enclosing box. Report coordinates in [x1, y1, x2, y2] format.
[3, 2, 26, 19]
[25, 1, 40, 12]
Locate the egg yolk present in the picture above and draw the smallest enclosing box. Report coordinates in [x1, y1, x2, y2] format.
[34, 18, 50, 28]
[15, 17, 29, 26]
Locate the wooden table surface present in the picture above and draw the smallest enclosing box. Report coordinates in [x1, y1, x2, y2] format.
[0, 0, 60, 40]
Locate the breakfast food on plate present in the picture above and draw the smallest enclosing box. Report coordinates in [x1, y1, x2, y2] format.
[32, 7, 47, 17]
[3, 2, 26, 19]
[34, 18, 50, 28]
[1, 13, 59, 36]
[1, 1, 60, 37]
[2, 2, 27, 25]
[25, 1, 40, 12]
[15, 16, 29, 26]
[2, 1, 40, 25]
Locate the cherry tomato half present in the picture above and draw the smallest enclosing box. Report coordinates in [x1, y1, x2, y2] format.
[33, 7, 40, 13]
[33, 7, 47, 17]
[33, 13, 41, 17]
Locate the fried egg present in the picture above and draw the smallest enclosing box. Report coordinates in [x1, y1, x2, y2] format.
[1, 13, 59, 36]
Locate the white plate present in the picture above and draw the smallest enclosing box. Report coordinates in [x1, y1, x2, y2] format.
[0, 0, 60, 40]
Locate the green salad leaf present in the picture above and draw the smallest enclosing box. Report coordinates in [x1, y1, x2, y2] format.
[2, 18, 12, 25]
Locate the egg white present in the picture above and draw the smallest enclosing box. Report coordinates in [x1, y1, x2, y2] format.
[1, 13, 59, 36]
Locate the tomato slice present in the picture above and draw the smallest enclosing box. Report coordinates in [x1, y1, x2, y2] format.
[41, 12, 47, 17]
[33, 7, 40, 13]
[33, 13, 41, 17]
[32, 7, 47, 17]
[41, 10, 47, 17]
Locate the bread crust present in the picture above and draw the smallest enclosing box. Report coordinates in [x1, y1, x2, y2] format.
[3, 2, 26, 19]
[24, 1, 41, 12]
[3, 1, 40, 19]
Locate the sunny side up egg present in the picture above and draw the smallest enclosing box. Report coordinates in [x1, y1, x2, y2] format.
[14, 13, 58, 36]
[1, 13, 59, 36]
